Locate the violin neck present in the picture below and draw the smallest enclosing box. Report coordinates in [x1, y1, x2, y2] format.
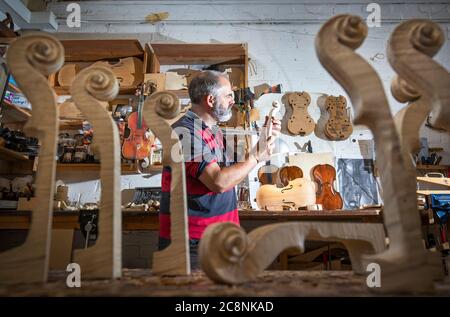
[137, 94, 144, 130]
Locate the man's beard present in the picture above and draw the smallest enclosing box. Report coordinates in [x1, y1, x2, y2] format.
[212, 100, 232, 122]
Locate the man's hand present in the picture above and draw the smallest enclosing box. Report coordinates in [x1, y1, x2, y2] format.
[253, 117, 281, 162]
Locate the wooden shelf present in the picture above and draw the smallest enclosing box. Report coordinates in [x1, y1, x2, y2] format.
[59, 120, 84, 130]
[0, 146, 29, 162]
[61, 39, 144, 62]
[57, 163, 163, 174]
[0, 100, 31, 124]
[149, 43, 247, 65]
[53, 86, 137, 96]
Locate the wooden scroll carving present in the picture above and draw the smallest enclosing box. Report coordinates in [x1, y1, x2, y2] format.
[316, 15, 441, 293]
[199, 221, 385, 284]
[391, 76, 426, 165]
[71, 66, 121, 279]
[286, 91, 315, 136]
[0, 34, 64, 284]
[143, 91, 190, 276]
[388, 19, 449, 132]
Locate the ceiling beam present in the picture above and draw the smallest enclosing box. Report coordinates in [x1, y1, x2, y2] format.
[0, 0, 58, 31]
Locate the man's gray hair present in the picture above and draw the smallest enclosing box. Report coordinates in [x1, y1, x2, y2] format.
[188, 70, 228, 104]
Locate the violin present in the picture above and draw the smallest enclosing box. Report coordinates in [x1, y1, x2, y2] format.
[312, 164, 343, 210]
[121, 84, 154, 160]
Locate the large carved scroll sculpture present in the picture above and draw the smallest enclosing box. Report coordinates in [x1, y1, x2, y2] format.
[316, 15, 441, 293]
[143, 91, 190, 276]
[71, 66, 121, 279]
[0, 34, 64, 284]
[199, 221, 385, 284]
[389, 20, 449, 133]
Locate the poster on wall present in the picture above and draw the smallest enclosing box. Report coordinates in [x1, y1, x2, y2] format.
[336, 158, 379, 210]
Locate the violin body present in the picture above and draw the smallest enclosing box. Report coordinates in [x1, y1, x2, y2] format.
[324, 95, 353, 140]
[121, 111, 152, 160]
[312, 164, 343, 210]
[256, 178, 316, 210]
[279, 165, 303, 186]
[286, 91, 315, 136]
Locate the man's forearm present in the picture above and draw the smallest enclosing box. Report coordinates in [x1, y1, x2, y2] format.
[219, 154, 259, 190]
[200, 154, 259, 193]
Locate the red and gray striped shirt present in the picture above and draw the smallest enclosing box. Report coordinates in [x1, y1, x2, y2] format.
[158, 110, 239, 247]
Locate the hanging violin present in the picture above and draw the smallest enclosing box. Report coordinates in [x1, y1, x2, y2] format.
[312, 164, 343, 210]
[121, 84, 153, 160]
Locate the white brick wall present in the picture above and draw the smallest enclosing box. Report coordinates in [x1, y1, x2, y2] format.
[44, 1, 449, 203]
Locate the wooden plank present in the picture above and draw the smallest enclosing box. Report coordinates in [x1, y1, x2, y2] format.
[417, 177, 450, 187]
[61, 39, 144, 62]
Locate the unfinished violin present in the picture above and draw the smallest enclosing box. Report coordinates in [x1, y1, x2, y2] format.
[93, 57, 144, 88]
[324, 95, 353, 140]
[279, 165, 303, 187]
[312, 164, 343, 210]
[255, 177, 316, 211]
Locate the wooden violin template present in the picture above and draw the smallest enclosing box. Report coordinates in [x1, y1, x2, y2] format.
[93, 57, 144, 88]
[286, 91, 315, 136]
[312, 164, 343, 210]
[323, 95, 353, 140]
